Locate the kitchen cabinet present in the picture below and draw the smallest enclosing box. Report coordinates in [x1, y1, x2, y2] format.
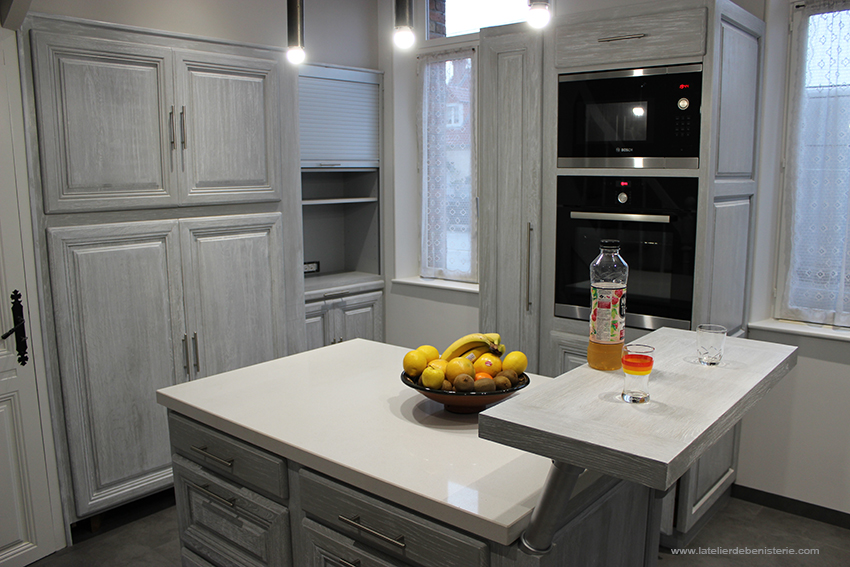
[305, 280, 384, 350]
[47, 213, 289, 517]
[30, 31, 282, 213]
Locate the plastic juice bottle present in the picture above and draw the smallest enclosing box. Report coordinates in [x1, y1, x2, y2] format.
[588, 239, 628, 370]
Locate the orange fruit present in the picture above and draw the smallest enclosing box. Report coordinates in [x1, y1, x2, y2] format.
[474, 372, 492, 382]
[445, 357, 475, 384]
[473, 352, 502, 377]
[428, 359, 448, 374]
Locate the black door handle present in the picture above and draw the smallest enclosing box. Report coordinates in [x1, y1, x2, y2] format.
[2, 290, 28, 366]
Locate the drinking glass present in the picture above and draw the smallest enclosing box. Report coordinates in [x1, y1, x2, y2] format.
[621, 344, 654, 404]
[697, 324, 727, 366]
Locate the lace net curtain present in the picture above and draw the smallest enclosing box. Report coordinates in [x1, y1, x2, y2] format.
[419, 49, 478, 282]
[780, 0, 850, 326]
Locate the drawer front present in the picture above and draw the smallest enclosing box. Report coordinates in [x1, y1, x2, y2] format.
[555, 8, 706, 69]
[174, 455, 291, 567]
[303, 517, 405, 567]
[299, 469, 488, 567]
[169, 412, 288, 501]
[181, 546, 218, 567]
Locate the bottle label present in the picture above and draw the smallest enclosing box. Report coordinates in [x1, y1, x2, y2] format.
[590, 284, 626, 344]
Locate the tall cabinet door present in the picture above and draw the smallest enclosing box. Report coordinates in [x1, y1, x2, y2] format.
[180, 213, 287, 378]
[478, 26, 543, 371]
[174, 50, 281, 206]
[47, 221, 186, 517]
[30, 32, 177, 212]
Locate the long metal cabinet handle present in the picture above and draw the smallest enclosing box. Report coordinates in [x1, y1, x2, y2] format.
[187, 480, 236, 507]
[338, 559, 361, 567]
[598, 33, 647, 43]
[192, 332, 200, 372]
[338, 515, 406, 549]
[180, 106, 187, 149]
[190, 445, 234, 468]
[570, 211, 671, 224]
[526, 223, 533, 311]
[182, 334, 190, 375]
[169, 106, 175, 149]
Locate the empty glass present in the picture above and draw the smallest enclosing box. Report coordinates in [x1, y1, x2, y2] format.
[697, 324, 727, 366]
[621, 344, 654, 403]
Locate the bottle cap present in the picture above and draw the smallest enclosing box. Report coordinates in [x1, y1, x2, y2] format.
[600, 239, 620, 249]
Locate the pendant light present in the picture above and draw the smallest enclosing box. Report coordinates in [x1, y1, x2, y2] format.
[527, 0, 551, 29]
[287, 0, 306, 64]
[394, 0, 415, 49]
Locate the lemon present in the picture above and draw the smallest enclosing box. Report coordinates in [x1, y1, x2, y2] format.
[428, 359, 448, 373]
[416, 344, 440, 363]
[445, 357, 474, 384]
[421, 365, 445, 389]
[473, 353, 502, 377]
[403, 350, 428, 378]
[502, 351, 528, 375]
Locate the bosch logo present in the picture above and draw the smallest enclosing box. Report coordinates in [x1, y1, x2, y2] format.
[616, 147, 634, 153]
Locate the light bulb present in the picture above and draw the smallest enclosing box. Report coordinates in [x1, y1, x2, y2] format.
[394, 26, 415, 49]
[287, 46, 306, 64]
[527, 4, 551, 29]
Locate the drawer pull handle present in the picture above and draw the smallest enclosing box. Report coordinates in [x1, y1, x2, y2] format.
[188, 481, 236, 508]
[191, 445, 234, 468]
[338, 515, 406, 549]
[323, 290, 351, 298]
[598, 33, 647, 43]
[339, 559, 361, 567]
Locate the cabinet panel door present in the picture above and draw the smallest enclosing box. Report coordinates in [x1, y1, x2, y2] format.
[180, 214, 287, 378]
[338, 291, 383, 343]
[709, 199, 750, 334]
[302, 517, 404, 567]
[31, 32, 177, 212]
[305, 300, 332, 350]
[175, 50, 280, 206]
[47, 221, 185, 516]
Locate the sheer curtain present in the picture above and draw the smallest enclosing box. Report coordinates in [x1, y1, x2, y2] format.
[419, 49, 478, 283]
[778, 0, 850, 327]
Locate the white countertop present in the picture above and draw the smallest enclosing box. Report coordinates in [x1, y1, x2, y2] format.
[156, 339, 573, 545]
[479, 327, 798, 491]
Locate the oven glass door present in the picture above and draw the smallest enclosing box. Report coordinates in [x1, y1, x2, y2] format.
[555, 176, 698, 330]
[558, 65, 702, 169]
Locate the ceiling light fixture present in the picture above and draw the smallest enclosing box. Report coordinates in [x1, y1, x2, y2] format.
[287, 0, 306, 64]
[527, 1, 552, 29]
[394, 0, 415, 49]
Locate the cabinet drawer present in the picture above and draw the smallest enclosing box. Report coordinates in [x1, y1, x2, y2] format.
[174, 455, 291, 567]
[169, 413, 287, 502]
[181, 546, 217, 567]
[554, 8, 706, 69]
[303, 517, 405, 567]
[299, 469, 488, 567]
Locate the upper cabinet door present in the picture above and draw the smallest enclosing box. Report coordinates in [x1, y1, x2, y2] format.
[180, 213, 287, 379]
[31, 32, 177, 212]
[174, 50, 281, 206]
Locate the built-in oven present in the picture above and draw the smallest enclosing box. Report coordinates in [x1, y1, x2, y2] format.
[558, 64, 702, 169]
[555, 176, 697, 330]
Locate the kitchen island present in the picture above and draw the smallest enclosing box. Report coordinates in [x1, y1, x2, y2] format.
[157, 330, 796, 567]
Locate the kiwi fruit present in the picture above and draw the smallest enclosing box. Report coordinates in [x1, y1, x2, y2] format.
[454, 374, 474, 392]
[493, 375, 512, 390]
[442, 380, 453, 391]
[474, 377, 496, 392]
[497, 369, 519, 386]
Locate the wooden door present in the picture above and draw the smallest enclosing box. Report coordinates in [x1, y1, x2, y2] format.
[30, 31, 177, 212]
[337, 291, 383, 343]
[0, 28, 63, 565]
[174, 50, 281, 206]
[305, 300, 332, 350]
[47, 221, 186, 516]
[180, 214, 287, 378]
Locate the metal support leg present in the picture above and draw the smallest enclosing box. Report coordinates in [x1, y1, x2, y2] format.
[519, 460, 585, 555]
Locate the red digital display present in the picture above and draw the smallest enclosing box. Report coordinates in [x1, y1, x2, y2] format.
[679, 84, 690, 89]
[620, 181, 629, 187]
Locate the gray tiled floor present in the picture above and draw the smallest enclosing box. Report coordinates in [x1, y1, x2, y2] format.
[30, 496, 850, 566]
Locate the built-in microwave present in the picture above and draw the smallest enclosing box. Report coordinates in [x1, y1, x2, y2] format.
[558, 64, 702, 169]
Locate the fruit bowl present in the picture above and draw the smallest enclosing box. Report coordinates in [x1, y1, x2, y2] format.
[400, 372, 530, 414]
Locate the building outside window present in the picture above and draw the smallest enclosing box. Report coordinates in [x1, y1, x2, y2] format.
[777, 0, 850, 327]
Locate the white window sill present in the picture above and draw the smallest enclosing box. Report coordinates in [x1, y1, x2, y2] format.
[748, 318, 850, 343]
[391, 276, 479, 295]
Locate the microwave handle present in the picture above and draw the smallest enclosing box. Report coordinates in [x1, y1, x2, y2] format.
[570, 211, 671, 224]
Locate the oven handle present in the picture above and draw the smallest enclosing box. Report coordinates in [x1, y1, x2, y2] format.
[570, 212, 671, 224]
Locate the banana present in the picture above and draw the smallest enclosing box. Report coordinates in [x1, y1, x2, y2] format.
[456, 345, 490, 363]
[440, 332, 501, 361]
[484, 333, 501, 345]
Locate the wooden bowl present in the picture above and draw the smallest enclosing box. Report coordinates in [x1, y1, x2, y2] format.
[400, 372, 529, 414]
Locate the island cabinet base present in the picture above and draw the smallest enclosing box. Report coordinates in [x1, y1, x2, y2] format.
[167, 412, 657, 567]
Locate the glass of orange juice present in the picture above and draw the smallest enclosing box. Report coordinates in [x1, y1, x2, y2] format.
[621, 344, 655, 404]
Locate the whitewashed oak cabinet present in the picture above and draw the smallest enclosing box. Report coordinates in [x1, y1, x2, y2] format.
[20, 14, 306, 524]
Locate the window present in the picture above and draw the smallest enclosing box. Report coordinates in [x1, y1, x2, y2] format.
[429, 0, 530, 39]
[778, 1, 850, 327]
[420, 50, 477, 282]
